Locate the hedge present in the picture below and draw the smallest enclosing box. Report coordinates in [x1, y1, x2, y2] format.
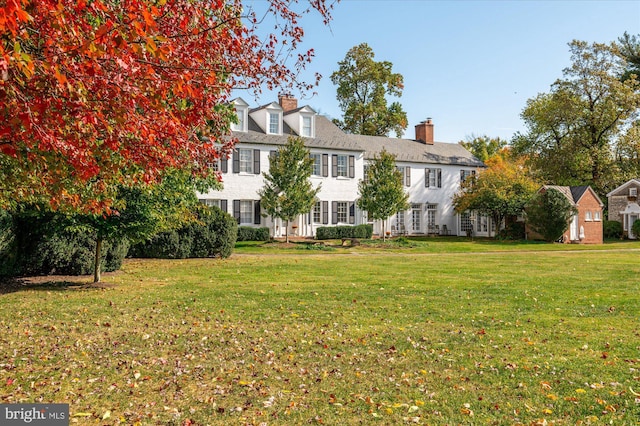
[315, 224, 373, 240]
[236, 226, 270, 242]
[130, 205, 237, 259]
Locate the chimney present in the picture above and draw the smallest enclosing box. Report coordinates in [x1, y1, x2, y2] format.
[278, 94, 298, 112]
[415, 118, 434, 145]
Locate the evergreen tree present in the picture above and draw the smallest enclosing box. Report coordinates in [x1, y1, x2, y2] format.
[357, 150, 409, 240]
[526, 188, 578, 242]
[258, 137, 320, 243]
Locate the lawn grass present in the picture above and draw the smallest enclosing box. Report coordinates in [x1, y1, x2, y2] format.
[1, 239, 639, 425]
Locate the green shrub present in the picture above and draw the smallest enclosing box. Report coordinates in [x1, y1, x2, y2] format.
[0, 209, 129, 277]
[603, 220, 623, 239]
[237, 226, 270, 242]
[632, 220, 640, 239]
[497, 221, 525, 240]
[315, 225, 372, 240]
[130, 206, 237, 259]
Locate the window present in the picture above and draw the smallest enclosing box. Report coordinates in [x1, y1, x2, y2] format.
[310, 153, 322, 176]
[585, 211, 592, 221]
[397, 166, 410, 186]
[302, 116, 312, 137]
[426, 203, 438, 226]
[425, 168, 442, 188]
[332, 201, 354, 224]
[337, 155, 348, 177]
[461, 212, 473, 233]
[206, 160, 220, 172]
[269, 112, 280, 134]
[336, 201, 348, 223]
[594, 211, 601, 221]
[313, 202, 322, 223]
[239, 149, 253, 173]
[395, 211, 405, 229]
[240, 200, 253, 224]
[332, 154, 354, 178]
[200, 199, 219, 208]
[363, 165, 370, 183]
[460, 169, 476, 182]
[231, 109, 246, 132]
[631, 187, 638, 197]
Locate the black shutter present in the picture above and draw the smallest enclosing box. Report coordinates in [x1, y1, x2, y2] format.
[253, 149, 260, 174]
[348, 202, 355, 224]
[270, 150, 277, 160]
[232, 151, 239, 173]
[460, 170, 465, 182]
[233, 200, 240, 223]
[254, 200, 261, 224]
[332, 155, 338, 177]
[348, 155, 355, 178]
[322, 201, 329, 224]
[331, 201, 338, 224]
[405, 167, 411, 187]
[425, 169, 430, 188]
[221, 157, 228, 173]
[322, 154, 329, 177]
[437, 169, 442, 188]
[220, 200, 228, 213]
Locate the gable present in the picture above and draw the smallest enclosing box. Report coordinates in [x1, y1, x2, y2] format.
[606, 179, 640, 198]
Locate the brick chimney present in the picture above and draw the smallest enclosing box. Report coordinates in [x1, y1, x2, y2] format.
[278, 94, 298, 112]
[415, 118, 434, 145]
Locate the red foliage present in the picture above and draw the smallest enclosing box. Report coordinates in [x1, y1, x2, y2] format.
[0, 0, 333, 212]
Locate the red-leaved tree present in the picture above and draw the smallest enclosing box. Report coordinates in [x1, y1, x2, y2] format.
[0, 0, 334, 212]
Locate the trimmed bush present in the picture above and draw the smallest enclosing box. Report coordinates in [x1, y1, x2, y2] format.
[603, 220, 623, 239]
[237, 226, 270, 242]
[315, 224, 373, 240]
[130, 205, 237, 259]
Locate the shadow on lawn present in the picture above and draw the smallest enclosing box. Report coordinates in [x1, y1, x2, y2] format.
[0, 275, 117, 294]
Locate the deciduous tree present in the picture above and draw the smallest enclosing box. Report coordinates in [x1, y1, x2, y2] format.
[0, 0, 334, 213]
[512, 40, 640, 194]
[331, 43, 408, 138]
[258, 137, 320, 243]
[453, 153, 539, 237]
[459, 134, 508, 162]
[357, 150, 409, 240]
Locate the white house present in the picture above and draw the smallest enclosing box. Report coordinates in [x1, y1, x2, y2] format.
[198, 96, 486, 238]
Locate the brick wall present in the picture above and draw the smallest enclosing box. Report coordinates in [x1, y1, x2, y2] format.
[577, 192, 603, 244]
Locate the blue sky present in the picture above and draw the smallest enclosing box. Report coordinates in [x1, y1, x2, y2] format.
[238, 0, 640, 143]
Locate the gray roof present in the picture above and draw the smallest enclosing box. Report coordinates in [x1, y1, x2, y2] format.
[542, 185, 604, 206]
[234, 115, 484, 168]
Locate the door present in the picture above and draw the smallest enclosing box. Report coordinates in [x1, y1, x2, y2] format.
[630, 214, 638, 239]
[569, 214, 579, 241]
[411, 204, 422, 233]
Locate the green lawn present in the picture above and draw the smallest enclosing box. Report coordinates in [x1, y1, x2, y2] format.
[1, 239, 639, 425]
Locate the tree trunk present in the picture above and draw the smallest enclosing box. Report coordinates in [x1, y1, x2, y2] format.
[93, 237, 103, 283]
[382, 221, 386, 241]
[285, 219, 289, 244]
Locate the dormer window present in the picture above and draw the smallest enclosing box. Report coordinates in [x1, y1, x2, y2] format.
[230, 98, 249, 132]
[269, 112, 280, 134]
[232, 110, 246, 132]
[630, 187, 637, 197]
[302, 115, 312, 137]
